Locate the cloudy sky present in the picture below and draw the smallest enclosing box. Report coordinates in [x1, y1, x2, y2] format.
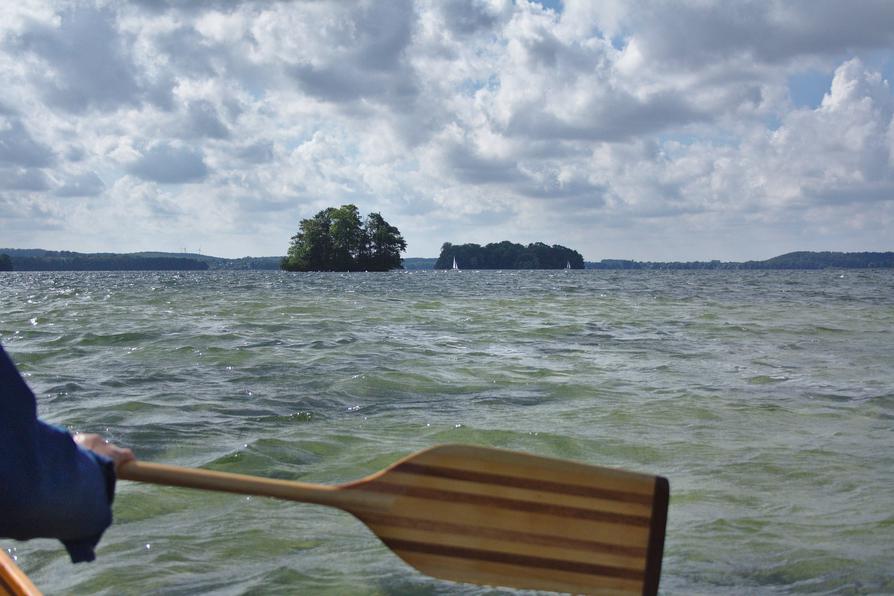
[1, 0, 893, 260]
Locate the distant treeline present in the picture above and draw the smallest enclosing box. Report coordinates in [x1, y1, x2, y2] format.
[0, 249, 283, 271]
[6, 251, 209, 271]
[585, 251, 894, 270]
[3, 249, 891, 272]
[435, 241, 585, 270]
[403, 257, 437, 270]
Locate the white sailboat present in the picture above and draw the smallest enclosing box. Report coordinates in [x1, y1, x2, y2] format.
[452, 257, 459, 270]
[565, 261, 571, 270]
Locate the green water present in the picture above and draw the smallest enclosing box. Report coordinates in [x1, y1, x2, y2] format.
[2, 270, 892, 594]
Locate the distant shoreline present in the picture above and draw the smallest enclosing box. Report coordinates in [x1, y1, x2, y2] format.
[583, 251, 894, 270]
[1, 249, 892, 271]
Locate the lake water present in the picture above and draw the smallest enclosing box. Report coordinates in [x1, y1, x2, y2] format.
[2, 270, 892, 595]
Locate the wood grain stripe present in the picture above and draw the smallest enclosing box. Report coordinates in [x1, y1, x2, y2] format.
[366, 482, 651, 526]
[395, 462, 654, 505]
[386, 539, 646, 581]
[360, 512, 648, 558]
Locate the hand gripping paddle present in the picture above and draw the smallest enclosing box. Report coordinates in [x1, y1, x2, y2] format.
[119, 444, 669, 595]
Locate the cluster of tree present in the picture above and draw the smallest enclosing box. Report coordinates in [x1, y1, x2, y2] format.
[0, 254, 11, 271]
[122, 252, 283, 270]
[7, 253, 209, 271]
[281, 204, 407, 272]
[585, 251, 894, 270]
[435, 241, 585, 270]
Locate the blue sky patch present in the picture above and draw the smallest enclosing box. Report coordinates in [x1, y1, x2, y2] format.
[787, 70, 832, 109]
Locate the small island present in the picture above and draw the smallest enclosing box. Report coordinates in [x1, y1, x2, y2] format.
[281, 204, 407, 272]
[435, 241, 585, 270]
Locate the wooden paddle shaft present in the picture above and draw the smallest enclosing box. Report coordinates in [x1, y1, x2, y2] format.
[0, 551, 41, 596]
[118, 461, 342, 507]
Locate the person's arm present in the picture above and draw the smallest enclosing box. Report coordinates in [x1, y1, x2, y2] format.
[0, 345, 132, 562]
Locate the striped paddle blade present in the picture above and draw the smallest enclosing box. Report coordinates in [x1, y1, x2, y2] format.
[342, 445, 668, 595]
[120, 444, 668, 595]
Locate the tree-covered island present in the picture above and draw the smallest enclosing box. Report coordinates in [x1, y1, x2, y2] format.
[435, 241, 585, 269]
[281, 204, 407, 271]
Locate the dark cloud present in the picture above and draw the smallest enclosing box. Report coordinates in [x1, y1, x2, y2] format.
[143, 75, 177, 112]
[445, 144, 522, 184]
[236, 195, 295, 213]
[0, 194, 63, 229]
[505, 91, 705, 142]
[65, 146, 87, 162]
[290, 63, 419, 109]
[185, 101, 230, 139]
[355, 1, 415, 71]
[288, 1, 418, 109]
[439, 0, 501, 36]
[630, 1, 894, 67]
[11, 6, 144, 113]
[516, 176, 607, 204]
[0, 116, 55, 168]
[806, 183, 894, 205]
[127, 143, 208, 183]
[235, 141, 274, 164]
[289, 64, 371, 103]
[127, 0, 252, 16]
[792, 1, 894, 54]
[0, 167, 51, 191]
[55, 171, 105, 197]
[155, 25, 217, 77]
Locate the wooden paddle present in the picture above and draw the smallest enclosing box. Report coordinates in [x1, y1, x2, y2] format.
[0, 551, 42, 596]
[118, 444, 668, 595]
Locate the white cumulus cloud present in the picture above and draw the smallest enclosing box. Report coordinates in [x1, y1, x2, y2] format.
[0, 0, 891, 259]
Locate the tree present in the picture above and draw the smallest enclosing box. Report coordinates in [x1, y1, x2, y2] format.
[282, 209, 334, 271]
[363, 212, 407, 271]
[330, 204, 364, 270]
[282, 205, 406, 272]
[0, 254, 12, 271]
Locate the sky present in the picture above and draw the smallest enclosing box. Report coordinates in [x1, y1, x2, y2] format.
[1, 1, 893, 261]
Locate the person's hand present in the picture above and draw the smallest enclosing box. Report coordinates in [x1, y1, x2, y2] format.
[74, 433, 135, 471]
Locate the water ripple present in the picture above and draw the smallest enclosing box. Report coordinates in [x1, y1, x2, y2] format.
[1, 269, 892, 594]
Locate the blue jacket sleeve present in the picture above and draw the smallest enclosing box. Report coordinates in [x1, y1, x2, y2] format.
[0, 345, 116, 563]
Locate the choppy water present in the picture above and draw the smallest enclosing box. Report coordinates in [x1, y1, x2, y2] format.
[2, 270, 892, 595]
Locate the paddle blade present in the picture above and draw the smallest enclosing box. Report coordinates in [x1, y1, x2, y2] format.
[344, 444, 668, 595]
